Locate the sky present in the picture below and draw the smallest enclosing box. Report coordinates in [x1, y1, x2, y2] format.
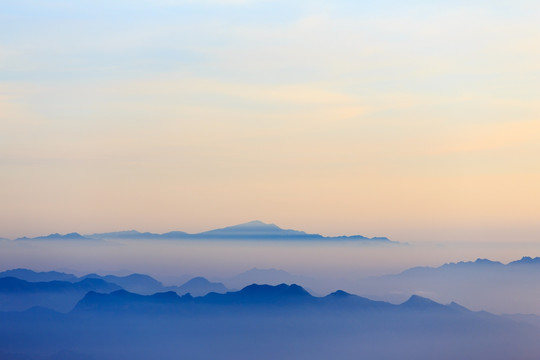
[1, 0, 540, 242]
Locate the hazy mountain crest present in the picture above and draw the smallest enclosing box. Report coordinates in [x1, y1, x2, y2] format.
[14, 221, 394, 242]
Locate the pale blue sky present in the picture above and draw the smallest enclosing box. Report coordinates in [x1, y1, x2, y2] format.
[1, 0, 539, 240]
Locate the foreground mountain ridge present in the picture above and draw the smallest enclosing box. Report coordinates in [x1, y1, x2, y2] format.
[2, 276, 540, 359]
[73, 283, 464, 314]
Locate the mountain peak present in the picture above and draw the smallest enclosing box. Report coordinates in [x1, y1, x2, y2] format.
[176, 277, 228, 296]
[221, 220, 281, 230]
[474, 258, 499, 264]
[448, 301, 470, 312]
[402, 295, 444, 309]
[241, 220, 271, 227]
[196, 283, 315, 306]
[326, 290, 353, 298]
[196, 221, 308, 239]
[42, 232, 91, 240]
[180, 277, 213, 287]
[236, 283, 312, 299]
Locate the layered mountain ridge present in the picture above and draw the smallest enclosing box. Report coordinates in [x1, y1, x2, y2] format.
[2, 268, 540, 360]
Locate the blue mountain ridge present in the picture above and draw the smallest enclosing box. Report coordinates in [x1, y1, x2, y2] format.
[2, 271, 540, 360]
[72, 283, 465, 315]
[16, 232, 94, 241]
[0, 277, 122, 312]
[399, 256, 540, 276]
[0, 268, 230, 300]
[2, 284, 538, 360]
[351, 256, 540, 315]
[0, 277, 120, 293]
[0, 269, 78, 282]
[13, 220, 393, 242]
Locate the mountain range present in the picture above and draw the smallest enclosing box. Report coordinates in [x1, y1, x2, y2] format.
[0, 277, 121, 312]
[16, 232, 94, 241]
[13, 220, 394, 242]
[0, 267, 315, 297]
[71, 283, 454, 314]
[6, 255, 540, 315]
[2, 282, 540, 360]
[353, 256, 540, 314]
[0, 269, 229, 311]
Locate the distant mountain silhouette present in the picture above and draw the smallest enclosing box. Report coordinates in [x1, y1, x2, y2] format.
[159, 231, 191, 239]
[0, 277, 120, 312]
[72, 284, 311, 312]
[16, 232, 93, 241]
[192, 220, 319, 239]
[219, 267, 318, 292]
[201, 283, 315, 306]
[508, 256, 540, 266]
[80, 273, 165, 295]
[79, 273, 229, 296]
[354, 256, 540, 314]
[174, 277, 228, 297]
[0, 277, 119, 294]
[86, 230, 149, 239]
[0, 268, 230, 298]
[73, 289, 192, 313]
[0, 269, 78, 282]
[321, 290, 394, 310]
[401, 295, 452, 311]
[396, 256, 540, 275]
[16, 221, 394, 242]
[88, 230, 188, 239]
